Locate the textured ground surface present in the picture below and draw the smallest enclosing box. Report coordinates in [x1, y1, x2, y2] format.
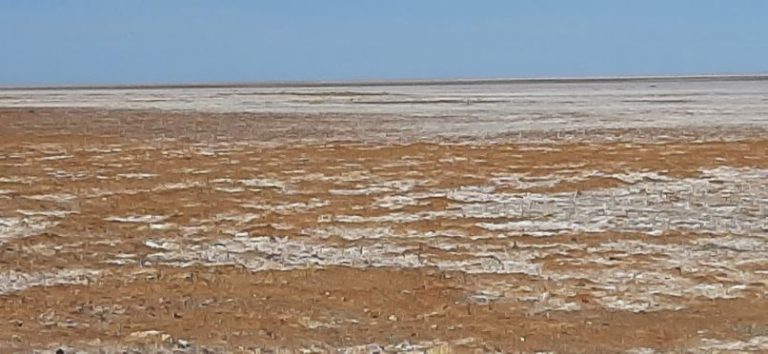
[2, 78, 768, 353]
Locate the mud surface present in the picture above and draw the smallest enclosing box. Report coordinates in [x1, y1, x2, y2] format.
[1, 81, 768, 353]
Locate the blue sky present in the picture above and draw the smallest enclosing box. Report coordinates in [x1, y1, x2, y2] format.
[1, 0, 767, 85]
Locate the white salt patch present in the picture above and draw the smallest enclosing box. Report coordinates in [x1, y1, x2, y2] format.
[141, 236, 423, 271]
[0, 269, 100, 295]
[37, 155, 74, 161]
[214, 186, 245, 193]
[477, 220, 582, 234]
[438, 167, 768, 237]
[105, 215, 170, 223]
[239, 178, 286, 189]
[528, 293, 581, 314]
[241, 199, 329, 214]
[84, 146, 123, 153]
[0, 176, 37, 184]
[48, 170, 89, 180]
[24, 193, 77, 202]
[117, 173, 157, 179]
[144, 240, 177, 251]
[490, 173, 562, 190]
[697, 336, 768, 351]
[596, 296, 683, 313]
[0, 217, 57, 242]
[270, 223, 293, 230]
[197, 149, 218, 157]
[17, 209, 75, 218]
[608, 171, 675, 184]
[374, 195, 422, 210]
[333, 211, 449, 224]
[689, 283, 747, 299]
[331, 179, 420, 196]
[149, 223, 176, 231]
[330, 186, 392, 196]
[625, 348, 658, 354]
[340, 338, 474, 354]
[446, 186, 496, 202]
[438, 257, 541, 275]
[307, 226, 395, 240]
[212, 213, 261, 224]
[152, 181, 203, 191]
[178, 168, 212, 175]
[211, 178, 234, 183]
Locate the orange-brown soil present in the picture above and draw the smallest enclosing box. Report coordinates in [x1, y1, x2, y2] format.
[1, 108, 767, 352]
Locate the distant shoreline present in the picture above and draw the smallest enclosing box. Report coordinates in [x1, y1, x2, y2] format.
[2, 73, 768, 91]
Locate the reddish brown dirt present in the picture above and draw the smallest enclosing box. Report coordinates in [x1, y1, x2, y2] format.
[1, 108, 768, 352]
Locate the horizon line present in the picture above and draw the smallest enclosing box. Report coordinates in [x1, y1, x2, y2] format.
[2, 72, 768, 91]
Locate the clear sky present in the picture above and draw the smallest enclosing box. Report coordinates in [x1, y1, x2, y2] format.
[2, 0, 767, 85]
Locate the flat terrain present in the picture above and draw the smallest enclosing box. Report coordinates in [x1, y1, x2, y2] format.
[2, 78, 768, 353]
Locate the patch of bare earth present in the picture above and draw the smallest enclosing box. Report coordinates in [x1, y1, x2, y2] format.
[1, 108, 767, 352]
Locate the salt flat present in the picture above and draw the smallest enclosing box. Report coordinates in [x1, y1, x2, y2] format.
[3, 76, 768, 137]
[1, 77, 768, 352]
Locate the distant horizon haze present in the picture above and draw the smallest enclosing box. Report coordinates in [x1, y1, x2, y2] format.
[3, 73, 768, 91]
